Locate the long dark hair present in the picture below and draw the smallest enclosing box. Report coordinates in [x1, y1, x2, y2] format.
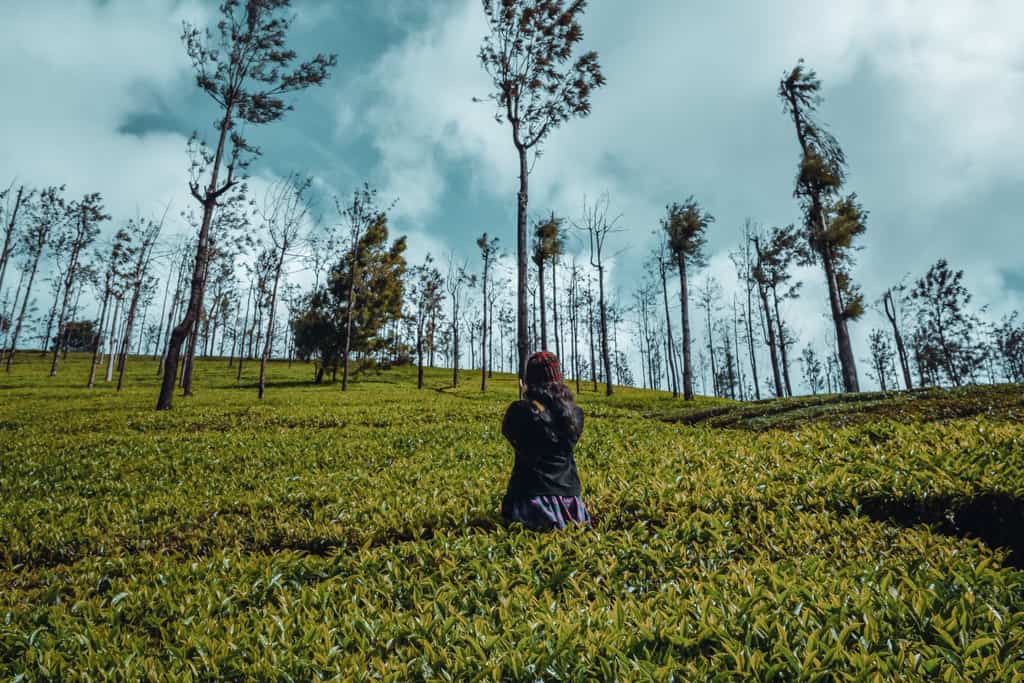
[525, 381, 581, 440]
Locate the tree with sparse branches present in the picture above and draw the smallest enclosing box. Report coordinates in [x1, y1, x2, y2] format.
[575, 193, 622, 397]
[478, 0, 604, 381]
[477, 233, 501, 391]
[158, 0, 336, 410]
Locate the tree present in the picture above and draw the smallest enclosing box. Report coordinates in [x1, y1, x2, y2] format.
[779, 60, 865, 392]
[258, 174, 310, 399]
[158, 0, 336, 410]
[866, 328, 896, 392]
[662, 197, 714, 400]
[478, 0, 605, 381]
[409, 254, 444, 389]
[730, 220, 761, 400]
[477, 233, 501, 391]
[800, 344, 824, 395]
[337, 184, 391, 392]
[0, 184, 33, 312]
[116, 216, 164, 391]
[87, 229, 133, 388]
[910, 259, 982, 386]
[54, 320, 98, 353]
[752, 224, 802, 397]
[880, 284, 913, 390]
[695, 276, 723, 397]
[48, 193, 108, 376]
[576, 194, 621, 396]
[993, 312, 1024, 383]
[292, 220, 406, 384]
[445, 255, 473, 388]
[651, 238, 680, 397]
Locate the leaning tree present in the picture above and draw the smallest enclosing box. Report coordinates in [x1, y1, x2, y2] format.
[478, 0, 604, 381]
[779, 60, 867, 393]
[157, 0, 336, 410]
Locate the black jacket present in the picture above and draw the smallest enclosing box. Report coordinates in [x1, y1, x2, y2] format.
[501, 397, 584, 499]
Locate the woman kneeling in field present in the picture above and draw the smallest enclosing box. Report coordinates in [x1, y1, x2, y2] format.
[501, 351, 590, 530]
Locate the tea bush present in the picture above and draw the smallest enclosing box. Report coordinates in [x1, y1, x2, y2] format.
[1, 354, 1022, 680]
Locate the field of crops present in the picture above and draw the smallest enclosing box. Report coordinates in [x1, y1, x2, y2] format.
[2, 353, 1023, 680]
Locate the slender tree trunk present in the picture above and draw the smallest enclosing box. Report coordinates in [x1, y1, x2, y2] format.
[817, 248, 859, 392]
[4, 255, 39, 371]
[552, 258, 560, 358]
[745, 280, 760, 400]
[758, 283, 783, 397]
[50, 215, 87, 376]
[480, 261, 488, 392]
[0, 187, 25, 302]
[88, 283, 112, 388]
[116, 284, 144, 392]
[588, 280, 597, 392]
[733, 296, 746, 400]
[771, 286, 793, 397]
[884, 290, 913, 391]
[341, 234, 362, 392]
[677, 258, 694, 400]
[515, 143, 529, 390]
[237, 284, 253, 381]
[451, 292, 460, 387]
[660, 265, 680, 397]
[259, 252, 286, 400]
[40, 281, 61, 357]
[571, 277, 580, 394]
[705, 299, 718, 397]
[106, 300, 123, 383]
[537, 259, 548, 351]
[157, 107, 233, 410]
[596, 265, 613, 396]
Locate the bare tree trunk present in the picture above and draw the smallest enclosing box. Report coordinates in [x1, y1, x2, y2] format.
[771, 286, 793, 397]
[659, 265, 679, 398]
[745, 279, 760, 400]
[537, 259, 547, 351]
[5, 248, 43, 372]
[733, 296, 746, 401]
[758, 283, 783, 397]
[88, 283, 112, 388]
[0, 187, 25, 302]
[552, 258, 561, 358]
[883, 290, 913, 391]
[480, 260, 488, 392]
[50, 211, 88, 377]
[596, 265, 613, 396]
[677, 258, 694, 400]
[258, 252, 286, 400]
[588, 279, 597, 392]
[516, 144, 529, 389]
[106, 300, 123, 383]
[237, 284, 253, 381]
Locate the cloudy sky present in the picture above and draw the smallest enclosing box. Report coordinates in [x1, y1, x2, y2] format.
[2, 0, 1022, 391]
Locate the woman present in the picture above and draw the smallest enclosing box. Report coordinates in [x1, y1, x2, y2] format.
[501, 351, 590, 530]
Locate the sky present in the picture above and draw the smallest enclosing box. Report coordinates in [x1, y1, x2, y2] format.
[2, 0, 1022, 392]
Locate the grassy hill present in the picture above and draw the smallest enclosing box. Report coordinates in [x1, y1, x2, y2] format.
[1, 354, 1022, 680]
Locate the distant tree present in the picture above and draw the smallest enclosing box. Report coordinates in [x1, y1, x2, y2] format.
[477, 233, 500, 391]
[54, 320, 98, 353]
[576, 194, 621, 396]
[409, 254, 444, 389]
[866, 328, 896, 392]
[116, 216, 164, 391]
[730, 220, 761, 400]
[49, 193, 108, 377]
[5, 187, 63, 372]
[337, 184, 392, 391]
[878, 283, 913, 391]
[0, 184, 33, 311]
[158, 0, 336, 410]
[662, 197, 714, 400]
[910, 259, 982, 386]
[257, 174, 310, 399]
[87, 229, 133, 388]
[445, 254, 474, 388]
[531, 214, 566, 355]
[478, 0, 605, 380]
[752, 224, 802, 397]
[993, 312, 1024, 383]
[292, 220, 406, 384]
[779, 60, 866, 392]
[695, 276, 723, 397]
[651, 237, 680, 397]
[800, 344, 824, 395]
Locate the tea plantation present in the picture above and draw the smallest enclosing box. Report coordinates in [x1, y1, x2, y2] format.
[2, 354, 1022, 680]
